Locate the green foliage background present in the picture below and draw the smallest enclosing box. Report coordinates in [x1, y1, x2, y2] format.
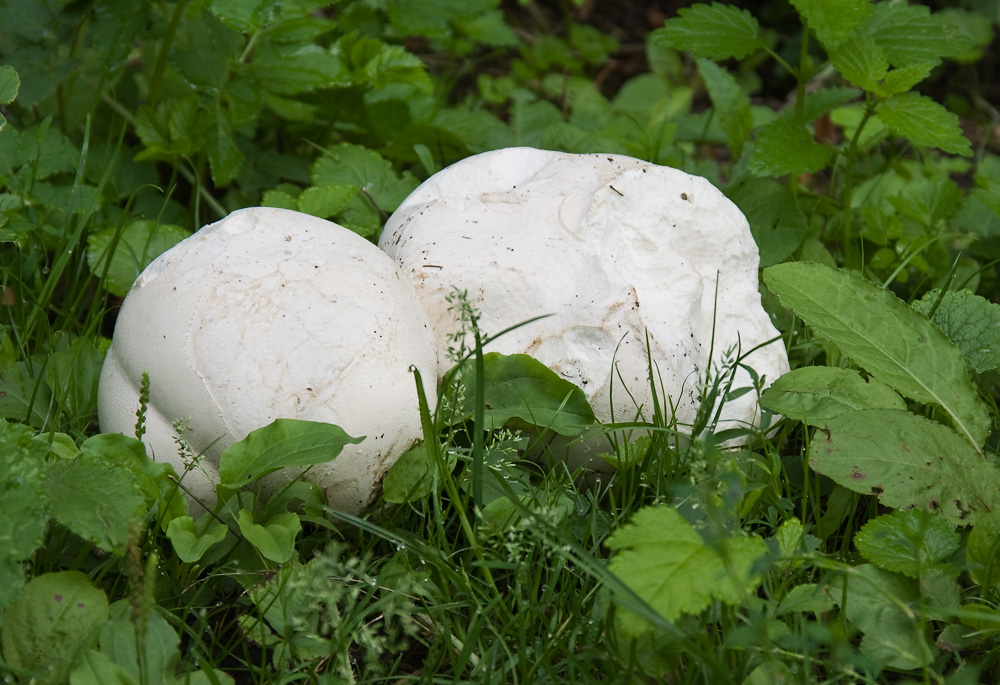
[2, 0, 1000, 683]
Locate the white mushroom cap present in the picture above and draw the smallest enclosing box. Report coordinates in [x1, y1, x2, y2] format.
[98, 207, 437, 514]
[379, 148, 788, 438]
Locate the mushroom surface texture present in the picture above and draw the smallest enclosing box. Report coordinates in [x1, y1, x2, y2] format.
[98, 207, 437, 514]
[379, 147, 788, 439]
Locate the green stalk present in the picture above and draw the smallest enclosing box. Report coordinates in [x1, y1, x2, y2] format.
[840, 100, 875, 264]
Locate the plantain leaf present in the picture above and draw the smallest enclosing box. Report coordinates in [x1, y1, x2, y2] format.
[760, 366, 905, 426]
[764, 262, 989, 448]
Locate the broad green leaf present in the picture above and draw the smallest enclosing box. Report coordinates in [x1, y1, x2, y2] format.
[878, 93, 971, 157]
[832, 564, 936, 670]
[764, 262, 989, 448]
[247, 43, 350, 95]
[45, 455, 145, 553]
[337, 34, 433, 93]
[808, 409, 999, 526]
[855, 509, 960, 578]
[790, 0, 873, 49]
[262, 188, 299, 210]
[748, 120, 831, 177]
[236, 510, 300, 563]
[913, 289, 1000, 373]
[967, 511, 1000, 587]
[297, 183, 356, 219]
[1, 571, 109, 684]
[80, 432, 187, 528]
[862, 3, 973, 67]
[725, 176, 808, 266]
[44, 336, 105, 419]
[311, 143, 418, 217]
[218, 418, 362, 489]
[169, 8, 241, 91]
[207, 0, 279, 33]
[0, 422, 48, 610]
[455, 352, 596, 435]
[828, 34, 887, 92]
[653, 3, 761, 60]
[166, 515, 230, 563]
[760, 366, 905, 426]
[206, 109, 244, 186]
[86, 220, 189, 297]
[696, 58, 752, 159]
[875, 62, 935, 97]
[68, 650, 136, 685]
[606, 505, 767, 631]
[0, 66, 18, 124]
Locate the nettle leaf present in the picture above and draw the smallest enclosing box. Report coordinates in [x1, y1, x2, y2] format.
[760, 366, 905, 426]
[913, 289, 1000, 374]
[606, 505, 767, 630]
[764, 262, 989, 448]
[878, 93, 971, 157]
[875, 62, 935, 97]
[206, 109, 244, 186]
[749, 120, 830, 177]
[311, 142, 418, 219]
[0, 423, 48, 610]
[653, 3, 761, 60]
[45, 455, 145, 554]
[725, 176, 808, 266]
[218, 418, 363, 490]
[855, 509, 960, 577]
[296, 184, 356, 219]
[790, 0, 873, 49]
[454, 352, 597, 435]
[86, 220, 189, 297]
[208, 0, 279, 33]
[0, 65, 18, 104]
[862, 3, 973, 67]
[337, 33, 433, 93]
[0, 571, 109, 685]
[696, 58, 752, 159]
[829, 34, 888, 92]
[248, 43, 350, 96]
[809, 409, 999, 526]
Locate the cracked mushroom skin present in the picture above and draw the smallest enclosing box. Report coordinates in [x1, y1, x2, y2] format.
[379, 148, 788, 437]
[98, 207, 437, 514]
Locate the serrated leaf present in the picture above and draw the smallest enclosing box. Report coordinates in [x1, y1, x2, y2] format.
[878, 93, 971, 157]
[297, 184, 356, 218]
[829, 34, 888, 91]
[855, 509, 960, 577]
[86, 220, 189, 297]
[248, 43, 349, 95]
[218, 418, 363, 489]
[454, 352, 596, 435]
[653, 3, 761, 60]
[764, 262, 988, 448]
[236, 510, 300, 563]
[606, 505, 767, 630]
[206, 109, 244, 186]
[1, 572, 109, 684]
[862, 3, 972, 67]
[913, 289, 1000, 373]
[809, 409, 999, 526]
[790, 0, 873, 49]
[749, 120, 831, 177]
[0, 65, 19, 104]
[696, 58, 752, 159]
[45, 455, 145, 553]
[0, 423, 48, 610]
[725, 176, 808, 266]
[311, 142, 418, 217]
[876, 62, 935, 97]
[207, 0, 279, 33]
[760, 366, 905, 426]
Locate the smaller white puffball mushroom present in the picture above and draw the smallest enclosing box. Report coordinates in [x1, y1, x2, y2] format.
[379, 148, 788, 441]
[98, 207, 437, 514]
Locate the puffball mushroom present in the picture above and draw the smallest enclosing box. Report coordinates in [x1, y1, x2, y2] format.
[98, 207, 437, 514]
[379, 148, 788, 438]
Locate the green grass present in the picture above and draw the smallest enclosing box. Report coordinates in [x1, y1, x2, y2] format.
[2, 0, 1000, 683]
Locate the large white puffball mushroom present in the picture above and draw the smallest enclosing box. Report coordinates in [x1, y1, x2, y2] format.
[379, 148, 788, 438]
[98, 207, 437, 514]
